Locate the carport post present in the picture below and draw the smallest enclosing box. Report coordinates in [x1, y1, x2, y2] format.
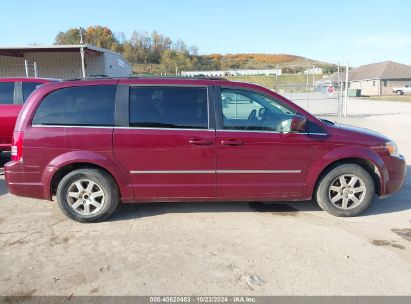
[33, 62, 38, 78]
[344, 61, 349, 117]
[24, 60, 29, 78]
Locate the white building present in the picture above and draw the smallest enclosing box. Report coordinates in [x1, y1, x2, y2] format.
[303, 67, 323, 75]
[0, 45, 132, 79]
[181, 70, 226, 77]
[181, 68, 282, 77]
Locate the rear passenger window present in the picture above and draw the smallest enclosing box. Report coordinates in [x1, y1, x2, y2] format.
[129, 86, 208, 129]
[32, 85, 116, 126]
[22, 82, 44, 102]
[0, 82, 14, 104]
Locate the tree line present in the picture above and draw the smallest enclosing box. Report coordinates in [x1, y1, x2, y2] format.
[55, 26, 200, 74]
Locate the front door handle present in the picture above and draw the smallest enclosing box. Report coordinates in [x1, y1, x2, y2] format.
[221, 139, 243, 146]
[189, 138, 212, 145]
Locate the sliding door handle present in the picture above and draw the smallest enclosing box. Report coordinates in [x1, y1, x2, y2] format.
[221, 139, 243, 146]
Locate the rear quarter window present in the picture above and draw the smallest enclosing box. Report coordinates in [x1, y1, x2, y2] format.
[0, 82, 15, 104]
[32, 85, 116, 126]
[22, 82, 46, 102]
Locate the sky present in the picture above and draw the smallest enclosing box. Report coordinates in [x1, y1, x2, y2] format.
[1, 0, 411, 67]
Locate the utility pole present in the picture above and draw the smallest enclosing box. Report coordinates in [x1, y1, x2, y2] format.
[79, 28, 86, 79]
[312, 65, 315, 91]
[344, 61, 349, 117]
[337, 63, 340, 94]
[275, 64, 278, 80]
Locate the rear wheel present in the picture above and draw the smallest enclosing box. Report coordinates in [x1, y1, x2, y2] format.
[396, 90, 403, 95]
[56, 168, 119, 223]
[315, 164, 375, 217]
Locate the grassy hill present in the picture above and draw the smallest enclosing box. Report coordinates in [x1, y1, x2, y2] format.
[133, 53, 337, 75]
[196, 53, 336, 73]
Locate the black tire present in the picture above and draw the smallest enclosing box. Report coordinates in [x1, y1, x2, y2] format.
[315, 163, 375, 217]
[396, 90, 403, 95]
[56, 168, 119, 223]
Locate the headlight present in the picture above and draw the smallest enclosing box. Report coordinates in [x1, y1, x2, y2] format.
[385, 141, 400, 157]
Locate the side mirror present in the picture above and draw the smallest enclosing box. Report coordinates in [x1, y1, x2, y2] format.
[290, 115, 307, 132]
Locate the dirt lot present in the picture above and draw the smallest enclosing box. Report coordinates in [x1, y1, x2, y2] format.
[1, 97, 411, 296]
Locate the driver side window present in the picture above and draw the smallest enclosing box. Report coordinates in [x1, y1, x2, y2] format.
[221, 88, 295, 132]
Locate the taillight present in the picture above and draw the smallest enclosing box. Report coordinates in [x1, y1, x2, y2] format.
[11, 131, 24, 161]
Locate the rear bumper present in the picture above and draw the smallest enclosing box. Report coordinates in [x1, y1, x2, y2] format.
[381, 154, 407, 197]
[4, 160, 48, 200]
[0, 144, 11, 151]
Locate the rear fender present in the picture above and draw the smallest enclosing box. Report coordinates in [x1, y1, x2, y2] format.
[41, 150, 134, 200]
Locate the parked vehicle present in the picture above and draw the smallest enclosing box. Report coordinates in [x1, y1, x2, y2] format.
[392, 85, 411, 95]
[0, 78, 56, 151]
[4, 77, 406, 222]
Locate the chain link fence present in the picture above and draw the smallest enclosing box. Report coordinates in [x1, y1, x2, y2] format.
[226, 74, 343, 117]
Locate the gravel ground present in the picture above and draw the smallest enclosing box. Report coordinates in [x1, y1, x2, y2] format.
[0, 97, 411, 296]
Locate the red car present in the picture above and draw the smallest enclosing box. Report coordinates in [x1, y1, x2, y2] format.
[4, 77, 406, 222]
[0, 78, 55, 151]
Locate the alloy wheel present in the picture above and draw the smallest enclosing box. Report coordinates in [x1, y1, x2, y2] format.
[328, 174, 367, 210]
[66, 179, 105, 215]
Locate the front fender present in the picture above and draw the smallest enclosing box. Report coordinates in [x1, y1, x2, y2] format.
[305, 145, 387, 197]
[41, 150, 134, 200]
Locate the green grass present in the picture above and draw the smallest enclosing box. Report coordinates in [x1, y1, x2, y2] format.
[357, 95, 411, 102]
[227, 74, 322, 84]
[226, 74, 323, 92]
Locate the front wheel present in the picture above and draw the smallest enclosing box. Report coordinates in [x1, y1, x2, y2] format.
[315, 164, 375, 217]
[396, 90, 404, 95]
[56, 168, 119, 223]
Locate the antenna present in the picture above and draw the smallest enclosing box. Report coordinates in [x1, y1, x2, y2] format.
[79, 27, 84, 44]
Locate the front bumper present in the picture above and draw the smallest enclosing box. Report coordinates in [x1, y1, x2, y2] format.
[381, 154, 407, 197]
[4, 160, 47, 200]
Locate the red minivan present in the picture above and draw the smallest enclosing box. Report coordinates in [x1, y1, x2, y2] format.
[0, 78, 55, 151]
[4, 77, 406, 222]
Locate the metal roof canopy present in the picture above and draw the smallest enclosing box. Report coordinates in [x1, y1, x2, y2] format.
[0, 45, 110, 57]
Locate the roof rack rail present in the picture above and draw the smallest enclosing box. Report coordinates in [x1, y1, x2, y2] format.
[63, 75, 228, 81]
